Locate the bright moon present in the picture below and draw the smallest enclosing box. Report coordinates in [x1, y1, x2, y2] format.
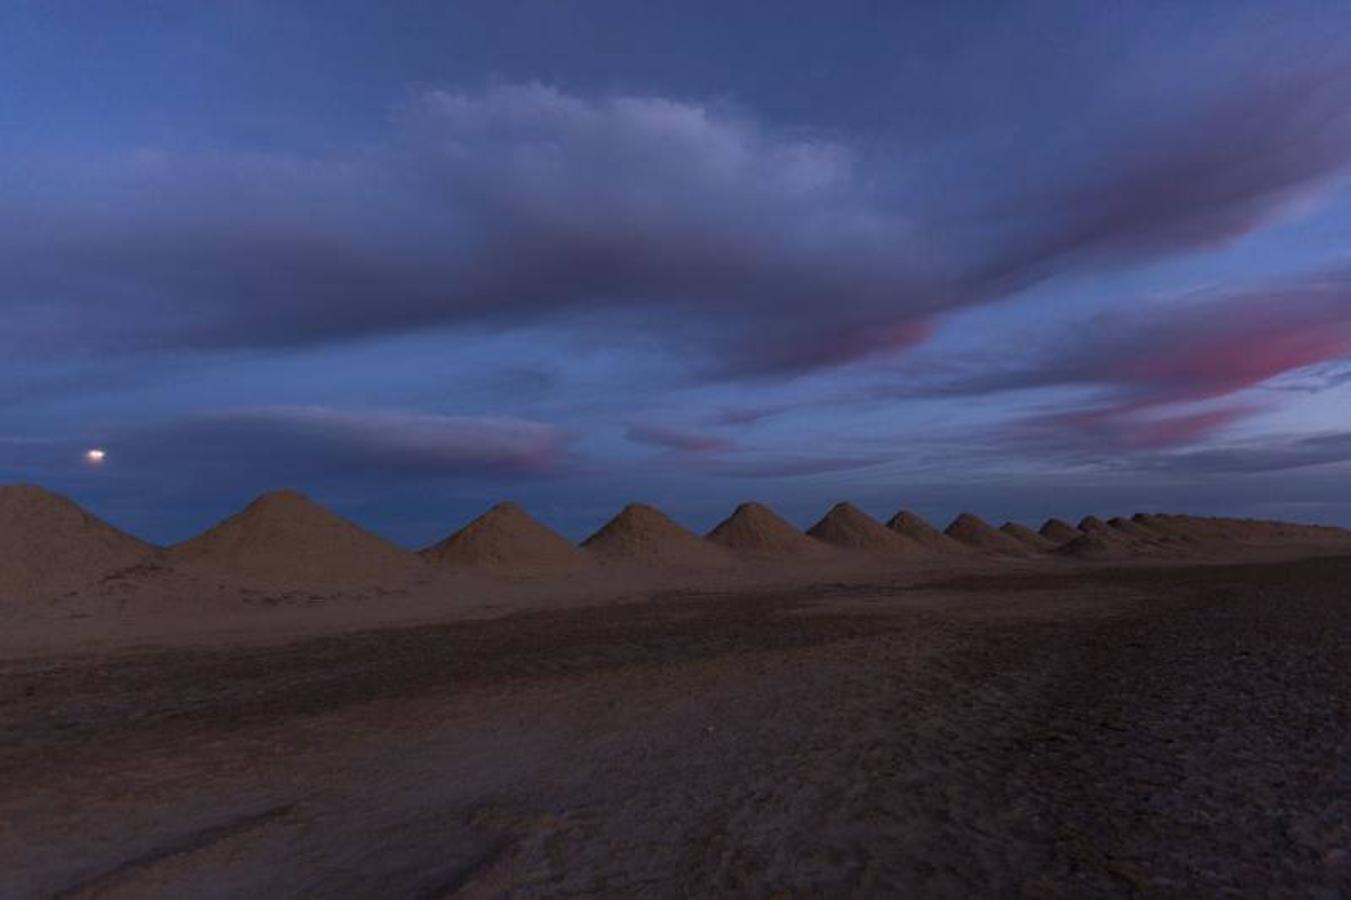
[85, 449, 106, 464]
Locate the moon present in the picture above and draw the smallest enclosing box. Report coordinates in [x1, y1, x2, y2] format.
[85, 449, 106, 464]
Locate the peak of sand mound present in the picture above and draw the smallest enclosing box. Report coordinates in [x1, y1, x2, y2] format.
[1078, 515, 1110, 534]
[886, 510, 967, 553]
[944, 513, 1029, 555]
[1039, 518, 1082, 545]
[0, 484, 154, 597]
[168, 490, 421, 587]
[582, 503, 731, 567]
[807, 503, 921, 554]
[422, 502, 588, 574]
[1000, 522, 1055, 551]
[706, 502, 834, 559]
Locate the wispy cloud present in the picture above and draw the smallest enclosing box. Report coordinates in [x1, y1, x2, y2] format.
[116, 406, 574, 481]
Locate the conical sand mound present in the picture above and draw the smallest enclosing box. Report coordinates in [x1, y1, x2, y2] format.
[807, 503, 921, 554]
[1039, 518, 1082, 546]
[582, 503, 731, 567]
[1000, 522, 1056, 551]
[887, 510, 967, 553]
[1078, 515, 1111, 534]
[168, 490, 421, 587]
[706, 502, 834, 559]
[1108, 516, 1161, 541]
[0, 484, 155, 597]
[945, 513, 1029, 555]
[422, 502, 589, 574]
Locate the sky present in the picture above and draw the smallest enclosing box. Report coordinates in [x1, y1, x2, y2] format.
[3, 0, 1351, 545]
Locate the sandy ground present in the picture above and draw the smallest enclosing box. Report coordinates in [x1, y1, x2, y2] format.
[2, 555, 1349, 897]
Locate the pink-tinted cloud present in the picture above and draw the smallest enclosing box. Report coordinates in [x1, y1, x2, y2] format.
[1038, 403, 1265, 451]
[929, 270, 1351, 450]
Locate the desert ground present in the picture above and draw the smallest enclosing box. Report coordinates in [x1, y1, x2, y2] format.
[2, 486, 1350, 897]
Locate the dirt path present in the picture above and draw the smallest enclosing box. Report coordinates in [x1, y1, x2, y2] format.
[1, 559, 1347, 897]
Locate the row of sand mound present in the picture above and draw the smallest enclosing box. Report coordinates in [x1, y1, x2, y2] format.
[8, 485, 1351, 597]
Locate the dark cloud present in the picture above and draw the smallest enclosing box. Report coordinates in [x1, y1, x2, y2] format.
[625, 422, 733, 453]
[6, 52, 1351, 376]
[974, 56, 1351, 283]
[688, 451, 891, 479]
[1157, 431, 1351, 475]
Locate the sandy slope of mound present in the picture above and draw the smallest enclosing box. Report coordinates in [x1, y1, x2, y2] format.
[422, 502, 589, 575]
[1039, 518, 1082, 546]
[807, 503, 921, 554]
[167, 490, 423, 588]
[886, 510, 967, 553]
[581, 503, 732, 568]
[944, 513, 1029, 555]
[1054, 533, 1137, 560]
[0, 485, 155, 598]
[706, 502, 835, 559]
[1000, 522, 1056, 551]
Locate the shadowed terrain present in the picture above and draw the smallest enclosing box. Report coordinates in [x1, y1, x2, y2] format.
[2, 556, 1348, 897]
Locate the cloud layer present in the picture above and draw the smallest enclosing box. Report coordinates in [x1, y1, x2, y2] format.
[7, 58, 1351, 377]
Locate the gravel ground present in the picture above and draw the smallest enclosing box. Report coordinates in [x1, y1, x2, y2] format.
[0, 557, 1348, 897]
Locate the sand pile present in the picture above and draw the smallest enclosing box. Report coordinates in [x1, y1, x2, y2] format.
[944, 513, 1029, 555]
[1078, 516, 1111, 534]
[167, 490, 422, 588]
[886, 510, 967, 553]
[1039, 518, 1082, 546]
[1000, 522, 1056, 551]
[422, 502, 589, 575]
[706, 502, 835, 559]
[807, 503, 922, 554]
[582, 503, 731, 567]
[0, 484, 155, 598]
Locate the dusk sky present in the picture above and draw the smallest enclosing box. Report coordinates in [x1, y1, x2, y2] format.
[4, 0, 1351, 545]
